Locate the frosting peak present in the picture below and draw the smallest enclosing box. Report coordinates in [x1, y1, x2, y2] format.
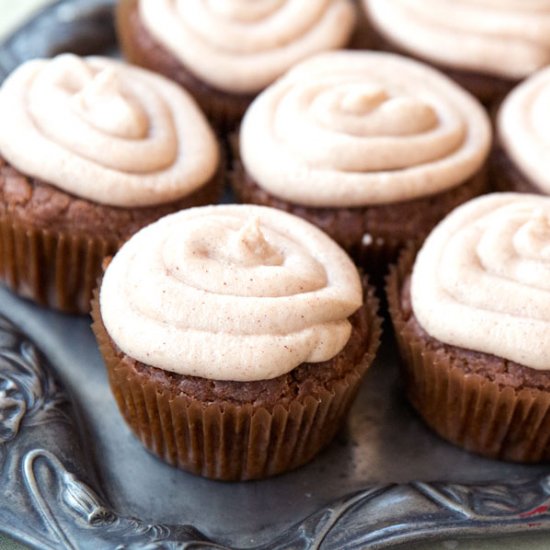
[0, 54, 219, 207]
[71, 67, 149, 139]
[46, 53, 92, 91]
[514, 209, 550, 261]
[339, 86, 387, 114]
[241, 51, 490, 207]
[100, 205, 362, 381]
[411, 194, 550, 370]
[230, 217, 284, 267]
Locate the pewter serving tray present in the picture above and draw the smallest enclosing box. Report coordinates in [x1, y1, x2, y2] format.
[1, 2, 550, 548]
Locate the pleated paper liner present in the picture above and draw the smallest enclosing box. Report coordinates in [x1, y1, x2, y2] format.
[386, 246, 550, 463]
[0, 153, 225, 315]
[0, 218, 119, 314]
[91, 281, 382, 481]
[116, 0, 253, 134]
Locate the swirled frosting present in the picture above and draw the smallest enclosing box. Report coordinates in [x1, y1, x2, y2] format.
[240, 51, 491, 207]
[138, 0, 356, 94]
[0, 54, 219, 207]
[364, 0, 550, 79]
[100, 205, 363, 381]
[498, 66, 550, 195]
[411, 193, 550, 370]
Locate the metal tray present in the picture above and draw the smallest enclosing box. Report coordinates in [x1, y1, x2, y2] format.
[0, 1, 550, 548]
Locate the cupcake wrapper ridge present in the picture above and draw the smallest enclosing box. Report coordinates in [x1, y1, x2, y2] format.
[0, 218, 118, 314]
[387, 246, 550, 463]
[91, 283, 382, 481]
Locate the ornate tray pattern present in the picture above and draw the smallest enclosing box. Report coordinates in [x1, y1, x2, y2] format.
[1, 1, 550, 548]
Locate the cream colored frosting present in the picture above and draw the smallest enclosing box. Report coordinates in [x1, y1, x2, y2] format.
[138, 0, 356, 94]
[411, 193, 550, 370]
[498, 66, 550, 195]
[240, 51, 491, 208]
[0, 54, 219, 207]
[364, 0, 550, 79]
[100, 204, 363, 381]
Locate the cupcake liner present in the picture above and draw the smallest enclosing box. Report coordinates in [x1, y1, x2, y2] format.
[0, 141, 224, 315]
[386, 247, 550, 462]
[91, 283, 381, 481]
[353, 234, 416, 288]
[0, 217, 118, 314]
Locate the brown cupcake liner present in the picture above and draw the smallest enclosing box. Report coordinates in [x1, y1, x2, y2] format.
[91, 283, 382, 481]
[386, 247, 550, 462]
[353, 234, 417, 288]
[0, 133, 225, 315]
[0, 218, 119, 314]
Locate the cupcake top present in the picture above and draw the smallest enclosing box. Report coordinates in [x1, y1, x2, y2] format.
[411, 193, 550, 370]
[498, 66, 550, 194]
[0, 54, 219, 208]
[240, 51, 491, 208]
[138, 0, 357, 95]
[100, 204, 363, 381]
[364, 0, 550, 80]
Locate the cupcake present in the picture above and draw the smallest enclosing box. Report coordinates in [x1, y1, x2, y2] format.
[0, 54, 221, 313]
[493, 66, 550, 195]
[362, 0, 550, 105]
[91, 204, 381, 480]
[116, 0, 358, 130]
[232, 51, 491, 276]
[387, 193, 550, 462]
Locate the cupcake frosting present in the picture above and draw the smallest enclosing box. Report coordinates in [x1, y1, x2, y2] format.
[0, 54, 219, 207]
[498, 66, 550, 195]
[100, 205, 363, 381]
[240, 51, 491, 208]
[411, 193, 550, 371]
[364, 0, 550, 79]
[138, 0, 356, 94]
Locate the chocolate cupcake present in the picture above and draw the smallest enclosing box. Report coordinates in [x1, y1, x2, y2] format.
[493, 66, 550, 195]
[362, 0, 550, 105]
[232, 51, 491, 277]
[92, 204, 381, 480]
[0, 54, 221, 313]
[387, 193, 550, 462]
[116, 0, 358, 130]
